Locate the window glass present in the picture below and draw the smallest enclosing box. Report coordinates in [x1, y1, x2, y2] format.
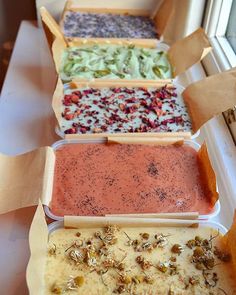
[226, 0, 236, 53]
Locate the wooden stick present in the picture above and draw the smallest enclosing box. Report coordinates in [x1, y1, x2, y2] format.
[65, 7, 151, 16]
[105, 212, 199, 220]
[108, 132, 190, 138]
[67, 38, 158, 48]
[64, 215, 200, 229]
[107, 136, 185, 145]
[69, 79, 174, 89]
[64, 132, 192, 140]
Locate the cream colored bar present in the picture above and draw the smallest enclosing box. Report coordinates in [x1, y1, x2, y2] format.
[53, 78, 192, 139]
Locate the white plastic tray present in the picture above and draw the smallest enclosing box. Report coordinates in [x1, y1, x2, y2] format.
[44, 138, 220, 221]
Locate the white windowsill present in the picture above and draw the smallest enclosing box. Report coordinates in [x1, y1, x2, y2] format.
[182, 63, 236, 228]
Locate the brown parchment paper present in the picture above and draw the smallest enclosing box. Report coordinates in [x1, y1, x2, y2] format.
[152, 0, 174, 38]
[168, 28, 212, 77]
[40, 7, 211, 79]
[26, 200, 48, 295]
[40, 7, 67, 49]
[0, 147, 55, 215]
[223, 211, 236, 275]
[183, 68, 236, 132]
[197, 143, 219, 206]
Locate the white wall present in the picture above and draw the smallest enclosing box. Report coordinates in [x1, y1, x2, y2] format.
[0, 0, 36, 86]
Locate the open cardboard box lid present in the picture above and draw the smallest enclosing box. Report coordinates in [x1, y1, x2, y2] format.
[40, 6, 212, 81]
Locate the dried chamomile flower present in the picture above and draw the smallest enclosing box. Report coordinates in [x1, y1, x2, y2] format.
[171, 244, 184, 255]
[135, 241, 153, 252]
[73, 276, 84, 287]
[184, 276, 199, 290]
[103, 257, 115, 268]
[114, 285, 126, 294]
[48, 243, 57, 256]
[117, 262, 125, 271]
[119, 274, 132, 285]
[85, 247, 97, 267]
[170, 256, 176, 262]
[132, 275, 144, 284]
[66, 275, 84, 290]
[154, 234, 169, 248]
[192, 246, 215, 270]
[169, 263, 178, 275]
[135, 255, 152, 270]
[50, 283, 62, 294]
[144, 275, 154, 284]
[68, 249, 84, 264]
[157, 262, 169, 273]
[195, 236, 203, 245]
[94, 231, 102, 239]
[203, 270, 218, 288]
[186, 239, 196, 249]
[140, 233, 150, 240]
[189, 276, 199, 286]
[104, 225, 119, 235]
[168, 286, 175, 295]
[193, 246, 204, 258]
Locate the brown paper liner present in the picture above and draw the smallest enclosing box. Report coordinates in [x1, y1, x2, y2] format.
[26, 201, 48, 295]
[0, 147, 55, 215]
[222, 211, 236, 275]
[197, 143, 219, 206]
[168, 28, 212, 77]
[152, 0, 174, 38]
[40, 7, 67, 48]
[183, 68, 236, 132]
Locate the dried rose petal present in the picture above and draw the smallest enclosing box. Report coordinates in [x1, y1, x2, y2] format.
[64, 113, 75, 120]
[64, 127, 77, 134]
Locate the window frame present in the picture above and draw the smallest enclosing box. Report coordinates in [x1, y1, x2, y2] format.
[203, 0, 236, 74]
[199, 0, 236, 227]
